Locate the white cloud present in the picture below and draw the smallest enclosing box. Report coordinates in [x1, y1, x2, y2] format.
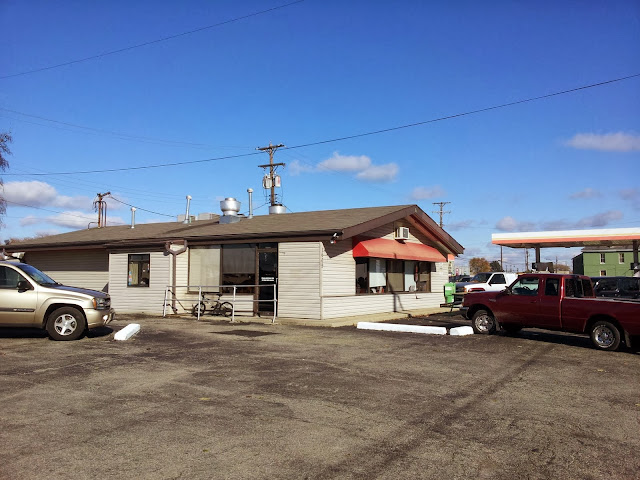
[569, 188, 601, 199]
[445, 220, 475, 231]
[495, 216, 536, 232]
[620, 188, 640, 211]
[409, 185, 445, 200]
[497, 210, 624, 232]
[291, 151, 398, 183]
[565, 132, 640, 152]
[288, 160, 315, 176]
[318, 152, 371, 172]
[2, 181, 93, 210]
[20, 211, 125, 230]
[575, 210, 623, 228]
[355, 163, 398, 182]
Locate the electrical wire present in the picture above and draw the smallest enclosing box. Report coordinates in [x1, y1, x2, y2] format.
[0, 107, 254, 150]
[4, 199, 124, 224]
[0, 1, 305, 80]
[5, 72, 638, 177]
[107, 195, 176, 218]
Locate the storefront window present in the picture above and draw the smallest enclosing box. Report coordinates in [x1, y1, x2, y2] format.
[222, 244, 256, 293]
[356, 258, 368, 294]
[128, 254, 150, 287]
[355, 258, 432, 294]
[387, 260, 404, 293]
[189, 246, 221, 290]
[369, 258, 387, 293]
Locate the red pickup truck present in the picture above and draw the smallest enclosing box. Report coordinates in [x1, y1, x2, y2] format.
[460, 273, 640, 351]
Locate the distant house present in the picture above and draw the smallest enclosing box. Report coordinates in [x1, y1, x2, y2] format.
[573, 246, 637, 277]
[6, 204, 464, 322]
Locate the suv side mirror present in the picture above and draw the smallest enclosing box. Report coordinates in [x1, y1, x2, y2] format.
[17, 280, 32, 291]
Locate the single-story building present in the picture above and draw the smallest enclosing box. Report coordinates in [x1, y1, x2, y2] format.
[6, 203, 464, 322]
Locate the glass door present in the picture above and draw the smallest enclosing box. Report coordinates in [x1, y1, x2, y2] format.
[257, 244, 278, 314]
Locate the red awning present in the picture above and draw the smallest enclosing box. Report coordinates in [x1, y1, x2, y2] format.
[352, 238, 446, 262]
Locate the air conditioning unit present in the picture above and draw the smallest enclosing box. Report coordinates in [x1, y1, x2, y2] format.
[395, 226, 410, 240]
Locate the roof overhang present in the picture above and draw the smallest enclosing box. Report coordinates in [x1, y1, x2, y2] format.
[492, 227, 640, 249]
[352, 238, 447, 262]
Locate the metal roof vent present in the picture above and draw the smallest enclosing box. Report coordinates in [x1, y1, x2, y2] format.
[220, 197, 242, 224]
[269, 204, 286, 215]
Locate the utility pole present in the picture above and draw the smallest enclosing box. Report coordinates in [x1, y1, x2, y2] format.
[432, 201, 451, 228]
[257, 142, 285, 207]
[93, 192, 111, 228]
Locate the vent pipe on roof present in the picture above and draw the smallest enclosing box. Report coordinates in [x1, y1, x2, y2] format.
[130, 207, 136, 229]
[247, 188, 253, 219]
[219, 197, 242, 224]
[183, 195, 192, 224]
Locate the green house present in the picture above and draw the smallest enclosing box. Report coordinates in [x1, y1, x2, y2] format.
[573, 246, 637, 277]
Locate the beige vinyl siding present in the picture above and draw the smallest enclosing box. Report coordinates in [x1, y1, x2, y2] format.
[321, 291, 445, 319]
[277, 242, 321, 319]
[362, 220, 434, 245]
[24, 249, 109, 292]
[321, 240, 355, 296]
[430, 261, 448, 297]
[319, 222, 449, 319]
[108, 251, 170, 314]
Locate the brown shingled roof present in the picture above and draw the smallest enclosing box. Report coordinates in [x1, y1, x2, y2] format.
[6, 204, 464, 254]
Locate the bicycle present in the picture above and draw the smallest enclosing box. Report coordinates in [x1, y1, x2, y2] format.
[192, 292, 233, 318]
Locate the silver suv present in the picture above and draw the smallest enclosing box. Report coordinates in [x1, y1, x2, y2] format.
[0, 261, 115, 340]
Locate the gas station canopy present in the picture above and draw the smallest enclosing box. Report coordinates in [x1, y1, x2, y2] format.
[492, 227, 640, 272]
[492, 227, 640, 249]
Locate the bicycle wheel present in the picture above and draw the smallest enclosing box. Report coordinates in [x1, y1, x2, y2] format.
[219, 302, 233, 317]
[192, 302, 206, 317]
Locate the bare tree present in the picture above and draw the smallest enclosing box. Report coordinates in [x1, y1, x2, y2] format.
[0, 132, 12, 224]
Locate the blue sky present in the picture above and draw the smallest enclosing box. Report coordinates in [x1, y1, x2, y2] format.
[1, 0, 639, 271]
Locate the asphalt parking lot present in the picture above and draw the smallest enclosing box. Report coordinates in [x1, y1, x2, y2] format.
[1, 313, 639, 480]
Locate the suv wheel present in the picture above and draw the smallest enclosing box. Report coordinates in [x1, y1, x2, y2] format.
[46, 307, 86, 341]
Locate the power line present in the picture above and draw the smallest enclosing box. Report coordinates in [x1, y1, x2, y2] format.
[108, 195, 176, 218]
[285, 72, 640, 150]
[0, 107, 253, 149]
[0, 1, 305, 80]
[4, 199, 122, 223]
[4, 72, 639, 177]
[3, 150, 262, 176]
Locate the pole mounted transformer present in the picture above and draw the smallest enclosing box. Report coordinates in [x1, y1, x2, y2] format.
[257, 142, 285, 210]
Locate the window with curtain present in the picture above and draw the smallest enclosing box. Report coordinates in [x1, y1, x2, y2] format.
[128, 254, 150, 287]
[355, 258, 433, 294]
[189, 246, 221, 290]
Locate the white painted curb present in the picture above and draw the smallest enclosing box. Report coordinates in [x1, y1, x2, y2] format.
[357, 322, 447, 335]
[449, 326, 474, 336]
[114, 323, 141, 341]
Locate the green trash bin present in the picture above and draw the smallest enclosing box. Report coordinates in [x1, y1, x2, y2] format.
[444, 282, 455, 304]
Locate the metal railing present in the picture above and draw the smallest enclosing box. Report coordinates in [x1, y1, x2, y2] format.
[162, 283, 278, 323]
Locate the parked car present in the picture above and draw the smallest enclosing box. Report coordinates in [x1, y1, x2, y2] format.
[454, 272, 518, 302]
[591, 276, 640, 301]
[461, 273, 640, 351]
[449, 274, 471, 283]
[0, 261, 115, 340]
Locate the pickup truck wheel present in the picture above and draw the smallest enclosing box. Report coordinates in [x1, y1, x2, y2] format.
[472, 309, 496, 335]
[46, 307, 86, 341]
[590, 321, 621, 351]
